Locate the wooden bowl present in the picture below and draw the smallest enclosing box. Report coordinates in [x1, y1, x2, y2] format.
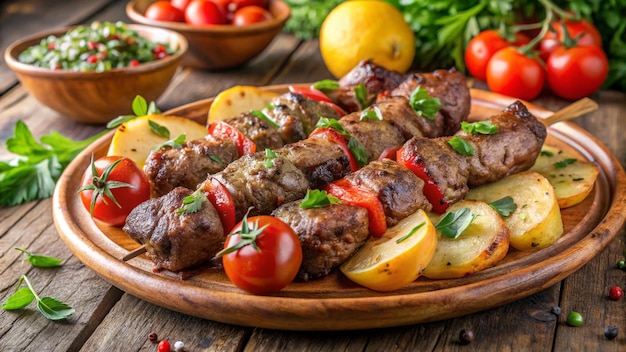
[126, 0, 290, 69]
[4, 24, 187, 124]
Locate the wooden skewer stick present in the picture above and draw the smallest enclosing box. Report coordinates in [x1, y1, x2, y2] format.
[541, 97, 598, 126]
[119, 97, 599, 263]
[121, 246, 147, 262]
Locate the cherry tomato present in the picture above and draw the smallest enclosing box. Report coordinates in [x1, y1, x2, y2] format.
[465, 30, 531, 81]
[185, 0, 227, 25]
[232, 5, 272, 26]
[486, 47, 546, 101]
[171, 0, 192, 11]
[145, 1, 185, 22]
[218, 215, 302, 295]
[325, 179, 387, 237]
[230, 0, 269, 11]
[199, 177, 237, 233]
[546, 45, 608, 100]
[78, 155, 150, 227]
[210, 0, 233, 22]
[207, 121, 256, 156]
[540, 19, 603, 60]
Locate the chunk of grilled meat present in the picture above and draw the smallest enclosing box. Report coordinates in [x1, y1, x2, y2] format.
[344, 159, 431, 227]
[223, 112, 283, 150]
[386, 68, 471, 137]
[399, 100, 547, 206]
[332, 59, 409, 112]
[145, 136, 239, 197]
[265, 92, 342, 144]
[213, 152, 310, 221]
[123, 187, 225, 271]
[272, 200, 369, 281]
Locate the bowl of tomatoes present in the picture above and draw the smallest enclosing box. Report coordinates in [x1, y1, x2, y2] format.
[126, 0, 291, 69]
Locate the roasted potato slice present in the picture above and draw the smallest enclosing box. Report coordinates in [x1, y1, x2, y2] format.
[465, 171, 563, 251]
[208, 86, 279, 124]
[422, 200, 510, 279]
[530, 145, 599, 208]
[107, 114, 207, 169]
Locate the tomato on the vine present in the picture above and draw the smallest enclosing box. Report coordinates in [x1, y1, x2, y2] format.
[185, 0, 228, 25]
[539, 19, 603, 60]
[79, 155, 150, 227]
[232, 5, 272, 26]
[486, 47, 545, 101]
[217, 215, 302, 295]
[145, 1, 185, 22]
[546, 45, 608, 100]
[465, 30, 531, 81]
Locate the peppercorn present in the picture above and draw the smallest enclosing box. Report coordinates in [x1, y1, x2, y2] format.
[459, 328, 474, 345]
[608, 286, 623, 301]
[604, 325, 618, 340]
[157, 340, 171, 352]
[148, 333, 158, 342]
[174, 340, 185, 351]
[550, 306, 562, 316]
[617, 260, 626, 270]
[566, 311, 584, 327]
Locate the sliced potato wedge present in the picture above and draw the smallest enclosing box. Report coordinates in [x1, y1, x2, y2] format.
[207, 85, 280, 124]
[530, 145, 599, 208]
[340, 209, 437, 292]
[107, 114, 207, 169]
[422, 200, 510, 279]
[465, 171, 563, 251]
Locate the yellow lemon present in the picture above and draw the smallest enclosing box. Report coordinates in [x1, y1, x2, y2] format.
[320, 0, 416, 78]
[208, 85, 279, 124]
[340, 209, 437, 291]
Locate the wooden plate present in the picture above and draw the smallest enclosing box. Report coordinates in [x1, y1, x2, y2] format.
[53, 88, 626, 331]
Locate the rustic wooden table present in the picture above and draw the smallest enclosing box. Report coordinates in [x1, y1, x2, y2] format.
[1, 0, 625, 351]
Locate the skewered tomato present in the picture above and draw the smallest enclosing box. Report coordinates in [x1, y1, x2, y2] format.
[325, 179, 387, 237]
[199, 178, 236, 233]
[217, 215, 302, 295]
[309, 127, 359, 172]
[78, 155, 150, 227]
[288, 85, 346, 116]
[396, 146, 448, 214]
[208, 121, 256, 156]
[464, 30, 531, 81]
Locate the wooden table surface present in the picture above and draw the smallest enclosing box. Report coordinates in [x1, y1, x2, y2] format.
[1, 0, 625, 351]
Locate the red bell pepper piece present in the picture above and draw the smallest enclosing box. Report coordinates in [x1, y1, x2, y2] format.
[325, 179, 387, 237]
[288, 85, 346, 116]
[396, 146, 449, 214]
[199, 177, 237, 233]
[309, 127, 359, 172]
[207, 121, 256, 157]
[378, 146, 400, 161]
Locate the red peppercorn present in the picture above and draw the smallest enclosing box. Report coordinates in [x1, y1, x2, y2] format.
[608, 286, 623, 301]
[157, 340, 170, 352]
[148, 332, 158, 342]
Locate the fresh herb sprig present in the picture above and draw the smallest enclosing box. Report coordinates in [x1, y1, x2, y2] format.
[300, 189, 342, 209]
[435, 207, 476, 239]
[15, 247, 63, 268]
[106, 95, 161, 129]
[2, 275, 75, 321]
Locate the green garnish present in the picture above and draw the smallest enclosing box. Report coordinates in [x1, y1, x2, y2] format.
[354, 83, 373, 110]
[315, 116, 349, 136]
[359, 106, 383, 122]
[264, 148, 278, 168]
[151, 134, 186, 152]
[348, 137, 369, 168]
[300, 189, 342, 208]
[107, 95, 161, 129]
[460, 120, 498, 135]
[409, 86, 441, 120]
[2, 275, 74, 321]
[176, 188, 207, 215]
[0, 121, 107, 206]
[448, 136, 474, 156]
[215, 211, 267, 257]
[554, 158, 577, 169]
[148, 120, 170, 139]
[210, 155, 224, 163]
[251, 110, 280, 128]
[15, 248, 63, 268]
[540, 149, 554, 157]
[435, 207, 475, 239]
[396, 222, 426, 243]
[488, 196, 517, 217]
[312, 79, 340, 90]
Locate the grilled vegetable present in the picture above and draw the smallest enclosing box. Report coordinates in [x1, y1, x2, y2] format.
[207, 86, 279, 124]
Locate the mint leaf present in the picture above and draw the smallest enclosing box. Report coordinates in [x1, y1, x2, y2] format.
[312, 79, 340, 91]
[409, 86, 441, 119]
[148, 120, 170, 139]
[448, 136, 474, 156]
[15, 247, 63, 268]
[151, 134, 186, 152]
[1, 287, 35, 310]
[488, 196, 517, 217]
[461, 120, 498, 135]
[37, 297, 75, 321]
[435, 207, 475, 239]
[359, 106, 383, 122]
[300, 189, 342, 209]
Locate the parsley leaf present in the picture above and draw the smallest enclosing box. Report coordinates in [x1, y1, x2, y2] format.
[488, 196, 517, 217]
[435, 207, 476, 239]
[15, 247, 63, 268]
[176, 188, 207, 215]
[409, 86, 441, 119]
[359, 105, 384, 121]
[461, 120, 498, 135]
[0, 121, 106, 206]
[2, 275, 74, 321]
[148, 120, 170, 139]
[448, 136, 474, 156]
[300, 189, 342, 208]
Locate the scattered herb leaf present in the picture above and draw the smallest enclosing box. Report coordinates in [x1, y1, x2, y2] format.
[461, 120, 498, 135]
[540, 149, 555, 157]
[354, 83, 372, 110]
[251, 110, 280, 128]
[151, 134, 186, 152]
[106, 95, 161, 129]
[210, 155, 224, 163]
[348, 137, 369, 168]
[315, 117, 349, 136]
[359, 106, 383, 122]
[488, 196, 517, 217]
[264, 148, 278, 168]
[312, 79, 340, 91]
[1, 275, 74, 321]
[554, 158, 577, 169]
[176, 188, 207, 215]
[396, 222, 426, 243]
[148, 120, 170, 139]
[300, 189, 342, 208]
[435, 207, 475, 239]
[448, 136, 474, 156]
[409, 86, 441, 119]
[15, 247, 63, 268]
